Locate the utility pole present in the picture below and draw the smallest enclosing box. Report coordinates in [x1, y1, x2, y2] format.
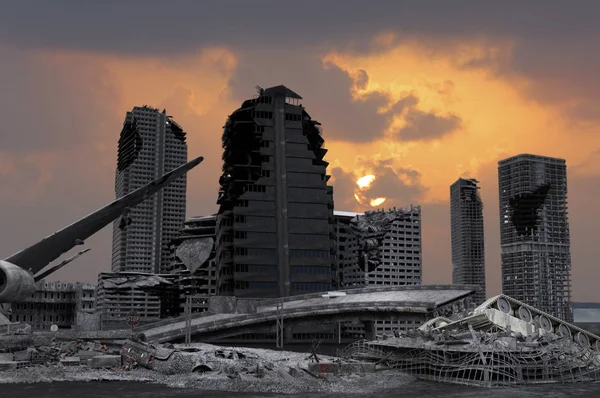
[276, 298, 284, 349]
[185, 294, 192, 346]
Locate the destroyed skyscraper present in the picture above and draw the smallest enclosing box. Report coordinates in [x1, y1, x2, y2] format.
[498, 154, 572, 321]
[341, 207, 422, 289]
[339, 206, 423, 336]
[450, 178, 486, 304]
[111, 106, 188, 274]
[215, 85, 334, 298]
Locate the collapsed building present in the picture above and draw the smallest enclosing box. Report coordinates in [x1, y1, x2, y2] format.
[96, 273, 178, 330]
[7, 281, 95, 331]
[342, 206, 422, 288]
[339, 295, 600, 387]
[168, 215, 216, 315]
[337, 206, 423, 338]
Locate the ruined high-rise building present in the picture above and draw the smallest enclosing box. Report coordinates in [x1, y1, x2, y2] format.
[498, 154, 572, 321]
[215, 85, 334, 298]
[450, 178, 486, 304]
[337, 206, 423, 337]
[111, 106, 188, 274]
[340, 207, 422, 288]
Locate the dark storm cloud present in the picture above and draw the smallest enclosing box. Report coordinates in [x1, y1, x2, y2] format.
[157, 85, 226, 212]
[569, 173, 600, 302]
[396, 109, 462, 141]
[1, 1, 599, 55]
[360, 158, 428, 207]
[0, 155, 50, 203]
[570, 148, 600, 174]
[362, 166, 428, 205]
[353, 70, 369, 90]
[230, 52, 457, 143]
[485, 38, 600, 122]
[330, 167, 357, 211]
[0, 46, 121, 151]
[3, 1, 599, 123]
[229, 53, 408, 142]
[419, 201, 453, 285]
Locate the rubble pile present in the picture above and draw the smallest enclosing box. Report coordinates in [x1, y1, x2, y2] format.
[120, 340, 413, 393]
[0, 338, 414, 394]
[0, 339, 113, 368]
[340, 296, 600, 387]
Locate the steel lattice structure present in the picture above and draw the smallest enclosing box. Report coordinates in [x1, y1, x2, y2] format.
[339, 294, 600, 387]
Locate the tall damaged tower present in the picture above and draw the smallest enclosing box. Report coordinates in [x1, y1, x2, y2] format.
[450, 178, 486, 304]
[111, 106, 188, 274]
[215, 85, 335, 298]
[498, 154, 572, 321]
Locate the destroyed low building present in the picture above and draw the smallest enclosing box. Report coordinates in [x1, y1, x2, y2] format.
[96, 272, 177, 330]
[340, 294, 600, 387]
[8, 281, 95, 331]
[168, 215, 217, 315]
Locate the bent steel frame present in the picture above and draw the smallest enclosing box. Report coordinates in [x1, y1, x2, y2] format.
[339, 294, 600, 387]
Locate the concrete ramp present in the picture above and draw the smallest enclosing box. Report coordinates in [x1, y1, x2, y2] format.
[136, 285, 477, 343]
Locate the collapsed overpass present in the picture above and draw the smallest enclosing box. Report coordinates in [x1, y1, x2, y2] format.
[135, 285, 476, 343]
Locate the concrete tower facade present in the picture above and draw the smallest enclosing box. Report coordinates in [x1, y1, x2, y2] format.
[498, 154, 572, 321]
[215, 85, 334, 298]
[111, 106, 188, 274]
[450, 178, 486, 304]
[335, 206, 423, 337]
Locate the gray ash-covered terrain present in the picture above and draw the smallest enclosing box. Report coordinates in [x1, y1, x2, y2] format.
[0, 337, 413, 395]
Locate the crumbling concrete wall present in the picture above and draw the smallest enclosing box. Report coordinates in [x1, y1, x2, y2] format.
[208, 296, 237, 313]
[74, 311, 101, 331]
[208, 296, 259, 314]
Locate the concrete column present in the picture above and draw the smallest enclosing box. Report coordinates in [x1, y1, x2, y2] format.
[362, 320, 376, 340]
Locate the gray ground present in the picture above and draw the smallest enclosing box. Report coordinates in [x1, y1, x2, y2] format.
[2, 380, 600, 398]
[0, 364, 414, 395]
[3, 342, 600, 397]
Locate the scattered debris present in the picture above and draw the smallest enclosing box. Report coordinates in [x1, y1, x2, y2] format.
[339, 295, 600, 387]
[0, 337, 412, 394]
[0, 339, 118, 371]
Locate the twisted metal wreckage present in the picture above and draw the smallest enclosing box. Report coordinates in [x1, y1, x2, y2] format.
[351, 209, 414, 273]
[339, 295, 600, 387]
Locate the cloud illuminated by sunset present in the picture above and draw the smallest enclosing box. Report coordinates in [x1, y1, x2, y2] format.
[356, 174, 375, 188]
[2, 2, 600, 303]
[352, 174, 388, 208]
[370, 197, 386, 207]
[321, 35, 600, 204]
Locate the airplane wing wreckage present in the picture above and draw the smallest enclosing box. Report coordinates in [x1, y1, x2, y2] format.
[0, 156, 204, 304]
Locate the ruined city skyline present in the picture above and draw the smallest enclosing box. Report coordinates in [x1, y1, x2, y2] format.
[1, 2, 599, 302]
[3, 2, 600, 394]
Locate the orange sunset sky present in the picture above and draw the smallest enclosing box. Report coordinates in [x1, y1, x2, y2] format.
[1, 1, 599, 301]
